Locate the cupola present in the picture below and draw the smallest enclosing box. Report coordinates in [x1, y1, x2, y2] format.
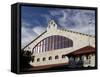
[47, 20, 57, 31]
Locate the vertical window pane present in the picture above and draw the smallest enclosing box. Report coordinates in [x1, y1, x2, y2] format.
[36, 47, 37, 53]
[62, 36, 64, 48]
[42, 40, 44, 52]
[48, 36, 51, 51]
[60, 36, 62, 48]
[44, 39, 46, 52]
[34, 47, 36, 53]
[45, 38, 48, 51]
[49, 36, 52, 51]
[64, 37, 66, 48]
[59, 36, 61, 48]
[40, 41, 43, 52]
[54, 35, 56, 49]
[54, 35, 56, 50]
[37, 44, 39, 53]
[48, 37, 50, 51]
[43, 39, 45, 52]
[56, 35, 57, 49]
[56, 35, 59, 49]
[52, 36, 54, 50]
[50, 36, 52, 50]
[58, 36, 60, 49]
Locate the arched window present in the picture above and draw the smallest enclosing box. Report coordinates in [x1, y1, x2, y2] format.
[32, 35, 73, 53]
[43, 57, 46, 61]
[62, 55, 65, 58]
[37, 58, 40, 62]
[48, 56, 52, 60]
[31, 56, 35, 62]
[55, 55, 59, 59]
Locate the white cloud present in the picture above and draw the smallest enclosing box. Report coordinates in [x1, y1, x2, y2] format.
[50, 9, 63, 16]
[21, 26, 37, 48]
[70, 24, 95, 35]
[21, 9, 95, 48]
[32, 26, 46, 35]
[49, 9, 95, 36]
[21, 21, 46, 48]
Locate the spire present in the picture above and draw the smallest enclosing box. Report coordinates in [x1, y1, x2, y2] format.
[47, 20, 57, 31]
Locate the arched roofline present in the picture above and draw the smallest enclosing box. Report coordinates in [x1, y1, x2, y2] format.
[22, 27, 95, 50]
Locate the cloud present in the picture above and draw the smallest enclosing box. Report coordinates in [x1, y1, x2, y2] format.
[21, 7, 95, 48]
[70, 25, 95, 35]
[40, 14, 52, 25]
[32, 26, 46, 35]
[21, 26, 37, 48]
[49, 9, 95, 35]
[21, 21, 46, 48]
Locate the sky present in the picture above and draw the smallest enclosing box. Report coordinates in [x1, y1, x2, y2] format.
[21, 6, 95, 48]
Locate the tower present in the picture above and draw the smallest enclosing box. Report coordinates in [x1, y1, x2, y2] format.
[47, 20, 57, 31]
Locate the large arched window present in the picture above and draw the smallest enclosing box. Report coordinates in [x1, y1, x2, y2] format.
[32, 35, 73, 53]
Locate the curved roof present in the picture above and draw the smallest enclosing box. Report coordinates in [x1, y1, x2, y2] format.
[22, 20, 95, 50]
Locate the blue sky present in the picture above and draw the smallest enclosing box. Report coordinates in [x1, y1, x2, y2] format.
[21, 6, 95, 48]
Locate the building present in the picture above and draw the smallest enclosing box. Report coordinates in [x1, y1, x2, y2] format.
[23, 20, 95, 70]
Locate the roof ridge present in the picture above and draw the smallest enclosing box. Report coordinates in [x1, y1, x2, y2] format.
[22, 31, 47, 50]
[58, 28, 95, 37]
